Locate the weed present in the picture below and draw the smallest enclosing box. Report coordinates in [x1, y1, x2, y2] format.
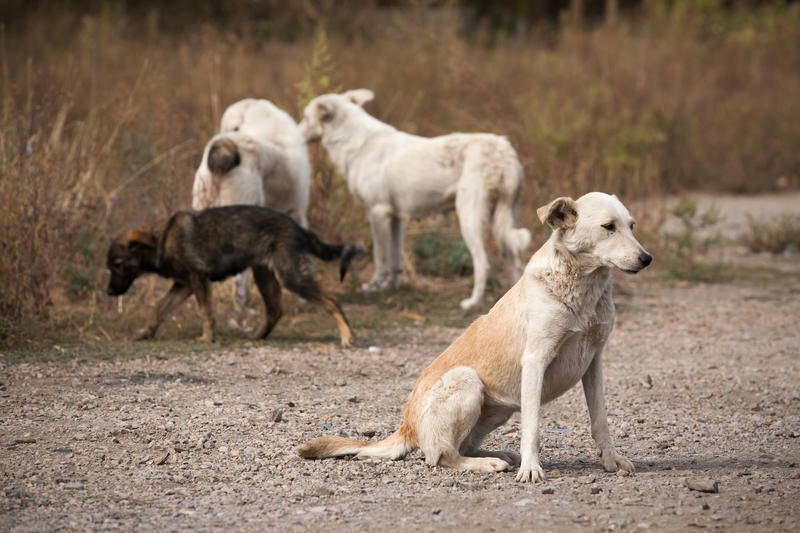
[1, 2, 798, 341]
[661, 198, 728, 282]
[743, 213, 800, 254]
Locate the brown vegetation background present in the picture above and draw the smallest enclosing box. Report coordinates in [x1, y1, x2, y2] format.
[1, 1, 799, 340]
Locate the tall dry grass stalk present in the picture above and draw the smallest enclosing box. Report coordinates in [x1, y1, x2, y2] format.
[0, 2, 798, 338]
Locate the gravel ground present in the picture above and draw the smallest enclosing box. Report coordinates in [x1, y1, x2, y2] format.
[2, 194, 799, 532]
[2, 267, 799, 532]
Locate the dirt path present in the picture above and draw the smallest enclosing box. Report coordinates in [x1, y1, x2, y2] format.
[2, 264, 799, 532]
[2, 194, 800, 532]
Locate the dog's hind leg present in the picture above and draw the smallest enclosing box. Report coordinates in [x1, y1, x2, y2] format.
[418, 366, 510, 473]
[278, 260, 354, 348]
[460, 405, 520, 466]
[136, 282, 192, 340]
[251, 265, 283, 340]
[455, 181, 489, 311]
[190, 275, 216, 343]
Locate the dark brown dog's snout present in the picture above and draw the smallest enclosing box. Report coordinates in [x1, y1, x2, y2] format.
[638, 252, 653, 268]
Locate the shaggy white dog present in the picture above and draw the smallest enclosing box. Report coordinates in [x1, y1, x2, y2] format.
[299, 89, 530, 310]
[192, 99, 311, 311]
[193, 98, 310, 225]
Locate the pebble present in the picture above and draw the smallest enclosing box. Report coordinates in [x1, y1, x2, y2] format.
[542, 487, 555, 495]
[687, 478, 719, 493]
[368, 346, 382, 354]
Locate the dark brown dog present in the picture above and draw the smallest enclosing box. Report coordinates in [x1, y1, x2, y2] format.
[106, 205, 362, 347]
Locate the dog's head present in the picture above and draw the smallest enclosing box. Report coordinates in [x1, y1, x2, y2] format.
[537, 192, 652, 274]
[298, 89, 375, 143]
[220, 98, 297, 143]
[106, 229, 157, 295]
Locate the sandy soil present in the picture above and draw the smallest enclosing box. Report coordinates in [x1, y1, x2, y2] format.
[1, 196, 799, 532]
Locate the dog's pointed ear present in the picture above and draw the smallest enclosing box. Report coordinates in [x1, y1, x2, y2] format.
[125, 229, 156, 251]
[344, 89, 374, 107]
[315, 99, 335, 122]
[537, 197, 578, 230]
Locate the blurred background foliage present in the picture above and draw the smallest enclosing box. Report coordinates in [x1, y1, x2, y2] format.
[1, 0, 799, 338]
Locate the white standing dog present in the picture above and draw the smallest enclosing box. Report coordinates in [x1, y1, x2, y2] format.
[299, 192, 652, 482]
[193, 99, 311, 311]
[298, 89, 531, 310]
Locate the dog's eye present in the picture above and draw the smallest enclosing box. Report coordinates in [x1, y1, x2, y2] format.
[630, 222, 635, 231]
[601, 222, 616, 232]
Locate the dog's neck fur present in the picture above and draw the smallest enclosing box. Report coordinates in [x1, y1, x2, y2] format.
[322, 106, 396, 182]
[530, 233, 612, 321]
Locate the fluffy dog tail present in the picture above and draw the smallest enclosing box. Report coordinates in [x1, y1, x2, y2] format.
[298, 426, 415, 461]
[207, 138, 241, 175]
[305, 230, 364, 281]
[491, 155, 531, 269]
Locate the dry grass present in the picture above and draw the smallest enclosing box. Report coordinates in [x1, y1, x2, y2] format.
[1, 2, 799, 342]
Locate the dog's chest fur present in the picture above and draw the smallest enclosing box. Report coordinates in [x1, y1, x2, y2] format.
[532, 259, 614, 404]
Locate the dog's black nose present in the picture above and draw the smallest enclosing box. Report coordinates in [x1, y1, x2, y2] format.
[638, 252, 653, 267]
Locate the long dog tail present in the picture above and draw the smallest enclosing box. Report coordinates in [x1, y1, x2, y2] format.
[298, 425, 415, 461]
[207, 137, 241, 175]
[305, 230, 364, 282]
[491, 145, 531, 274]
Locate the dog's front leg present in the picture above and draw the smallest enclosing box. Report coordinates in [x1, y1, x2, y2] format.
[581, 350, 635, 474]
[190, 275, 216, 343]
[363, 205, 393, 291]
[516, 341, 559, 483]
[389, 215, 405, 290]
[136, 282, 192, 340]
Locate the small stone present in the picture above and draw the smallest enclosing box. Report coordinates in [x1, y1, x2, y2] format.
[542, 487, 555, 495]
[63, 482, 85, 490]
[514, 498, 535, 506]
[270, 409, 283, 423]
[640, 374, 653, 389]
[617, 469, 631, 477]
[578, 475, 597, 484]
[368, 346, 382, 355]
[590, 486, 603, 495]
[687, 478, 719, 493]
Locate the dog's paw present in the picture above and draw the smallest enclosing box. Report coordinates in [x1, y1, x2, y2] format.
[498, 450, 522, 466]
[198, 334, 216, 344]
[360, 280, 389, 292]
[459, 297, 480, 311]
[477, 458, 510, 473]
[515, 462, 545, 483]
[600, 448, 635, 474]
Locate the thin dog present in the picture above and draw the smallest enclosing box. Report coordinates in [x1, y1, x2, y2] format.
[299, 192, 652, 481]
[106, 205, 362, 347]
[299, 89, 531, 310]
